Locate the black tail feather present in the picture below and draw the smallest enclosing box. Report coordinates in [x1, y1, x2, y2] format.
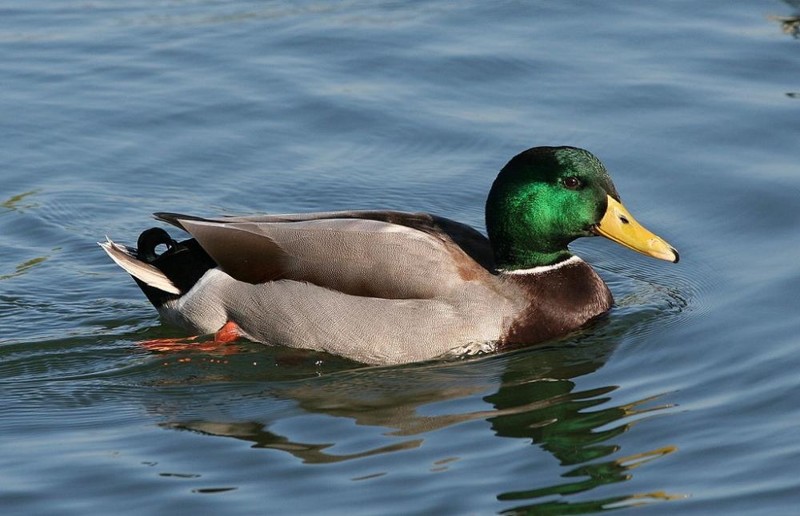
[133, 228, 217, 307]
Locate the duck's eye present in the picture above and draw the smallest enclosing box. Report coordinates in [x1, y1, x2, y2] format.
[561, 176, 582, 190]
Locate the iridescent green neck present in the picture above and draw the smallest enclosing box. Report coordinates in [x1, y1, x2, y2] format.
[500, 248, 574, 270]
[486, 180, 574, 270]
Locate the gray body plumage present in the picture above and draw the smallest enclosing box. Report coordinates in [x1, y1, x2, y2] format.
[101, 210, 612, 365]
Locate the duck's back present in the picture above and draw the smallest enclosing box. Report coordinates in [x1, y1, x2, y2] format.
[154, 210, 498, 300]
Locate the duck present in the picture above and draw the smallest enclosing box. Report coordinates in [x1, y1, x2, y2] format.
[100, 146, 678, 365]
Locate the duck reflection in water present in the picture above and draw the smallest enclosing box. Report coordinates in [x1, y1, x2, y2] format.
[156, 335, 681, 512]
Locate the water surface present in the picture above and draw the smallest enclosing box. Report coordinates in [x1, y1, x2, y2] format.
[2, 1, 799, 514]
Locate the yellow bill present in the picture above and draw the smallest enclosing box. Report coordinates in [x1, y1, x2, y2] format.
[593, 195, 679, 263]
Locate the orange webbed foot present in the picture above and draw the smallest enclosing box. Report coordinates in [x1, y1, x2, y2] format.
[139, 321, 244, 353]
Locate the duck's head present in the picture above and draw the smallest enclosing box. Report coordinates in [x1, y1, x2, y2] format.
[486, 146, 678, 270]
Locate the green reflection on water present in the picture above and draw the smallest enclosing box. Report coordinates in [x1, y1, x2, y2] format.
[484, 347, 682, 513]
[0, 190, 49, 281]
[148, 337, 683, 512]
[499, 447, 680, 514]
[1, 190, 39, 212]
[0, 256, 48, 281]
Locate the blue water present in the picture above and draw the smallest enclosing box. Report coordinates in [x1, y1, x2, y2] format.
[2, 1, 799, 514]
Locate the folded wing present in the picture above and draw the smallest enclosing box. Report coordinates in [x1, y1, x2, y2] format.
[155, 211, 497, 300]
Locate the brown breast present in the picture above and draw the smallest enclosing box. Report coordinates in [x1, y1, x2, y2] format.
[499, 258, 613, 346]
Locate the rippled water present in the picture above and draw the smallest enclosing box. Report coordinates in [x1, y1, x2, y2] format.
[2, 1, 799, 514]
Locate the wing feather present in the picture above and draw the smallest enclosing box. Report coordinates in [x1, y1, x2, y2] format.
[174, 214, 497, 300]
[155, 210, 495, 270]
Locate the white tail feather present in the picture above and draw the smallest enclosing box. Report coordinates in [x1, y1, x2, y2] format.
[99, 238, 181, 295]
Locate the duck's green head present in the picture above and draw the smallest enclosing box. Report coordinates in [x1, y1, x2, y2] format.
[486, 146, 678, 270]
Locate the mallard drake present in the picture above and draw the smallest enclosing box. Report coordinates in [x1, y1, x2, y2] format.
[101, 146, 678, 365]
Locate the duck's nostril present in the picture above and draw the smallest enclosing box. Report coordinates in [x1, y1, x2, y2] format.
[619, 215, 630, 224]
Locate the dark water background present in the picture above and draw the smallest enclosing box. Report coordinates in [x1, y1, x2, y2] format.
[2, 1, 799, 514]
